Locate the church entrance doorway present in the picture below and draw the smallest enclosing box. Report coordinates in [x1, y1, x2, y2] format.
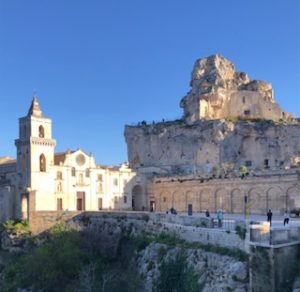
[98, 198, 103, 210]
[132, 185, 144, 211]
[77, 192, 85, 211]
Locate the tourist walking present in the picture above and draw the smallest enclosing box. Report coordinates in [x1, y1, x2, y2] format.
[283, 210, 290, 226]
[217, 210, 223, 228]
[267, 209, 273, 226]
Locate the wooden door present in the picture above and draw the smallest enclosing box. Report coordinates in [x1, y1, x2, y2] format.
[77, 192, 85, 211]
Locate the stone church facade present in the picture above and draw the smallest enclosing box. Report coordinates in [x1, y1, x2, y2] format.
[0, 97, 148, 223]
[125, 55, 300, 215]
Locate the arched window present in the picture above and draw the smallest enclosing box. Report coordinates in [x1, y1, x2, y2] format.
[39, 125, 45, 138]
[39, 154, 46, 172]
[85, 169, 90, 178]
[71, 167, 76, 177]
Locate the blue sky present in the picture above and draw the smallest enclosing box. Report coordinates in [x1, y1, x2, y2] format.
[0, 0, 299, 165]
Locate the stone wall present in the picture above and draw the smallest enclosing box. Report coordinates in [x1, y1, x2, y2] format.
[152, 172, 300, 215]
[29, 210, 82, 234]
[28, 211, 247, 251]
[250, 244, 299, 291]
[72, 212, 247, 252]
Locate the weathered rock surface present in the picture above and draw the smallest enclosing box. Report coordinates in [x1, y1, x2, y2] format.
[125, 119, 300, 174]
[180, 54, 289, 123]
[125, 54, 298, 175]
[136, 242, 248, 292]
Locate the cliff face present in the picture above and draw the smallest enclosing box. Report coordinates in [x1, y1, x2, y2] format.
[125, 120, 300, 174]
[180, 55, 288, 123]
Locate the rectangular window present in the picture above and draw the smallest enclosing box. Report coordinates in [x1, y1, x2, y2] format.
[264, 159, 269, 168]
[244, 110, 250, 116]
[85, 169, 90, 178]
[113, 178, 118, 186]
[123, 195, 127, 204]
[57, 198, 63, 211]
[245, 160, 252, 167]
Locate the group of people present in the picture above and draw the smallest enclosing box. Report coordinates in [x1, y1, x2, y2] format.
[267, 209, 290, 226]
[205, 208, 291, 228]
[205, 209, 224, 228]
[166, 207, 177, 215]
[166, 207, 291, 227]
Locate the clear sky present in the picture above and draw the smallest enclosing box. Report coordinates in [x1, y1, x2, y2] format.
[0, 0, 299, 165]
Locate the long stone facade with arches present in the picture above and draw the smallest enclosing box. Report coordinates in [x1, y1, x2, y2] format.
[153, 171, 300, 215]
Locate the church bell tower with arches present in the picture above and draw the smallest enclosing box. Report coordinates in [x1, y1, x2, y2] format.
[15, 96, 56, 217]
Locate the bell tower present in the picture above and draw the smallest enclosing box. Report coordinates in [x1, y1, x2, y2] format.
[15, 96, 56, 215]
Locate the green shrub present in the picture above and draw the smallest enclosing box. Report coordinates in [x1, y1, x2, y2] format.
[133, 234, 152, 251]
[154, 252, 200, 292]
[238, 165, 248, 174]
[155, 232, 185, 247]
[3, 219, 30, 235]
[3, 229, 87, 291]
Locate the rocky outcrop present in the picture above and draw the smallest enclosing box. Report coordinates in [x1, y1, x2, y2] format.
[180, 54, 288, 123]
[137, 242, 248, 292]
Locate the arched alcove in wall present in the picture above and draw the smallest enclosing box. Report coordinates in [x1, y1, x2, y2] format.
[132, 185, 144, 211]
[186, 190, 199, 212]
[248, 188, 266, 214]
[267, 186, 285, 214]
[287, 185, 300, 212]
[231, 188, 244, 213]
[215, 188, 231, 212]
[158, 191, 169, 212]
[172, 191, 186, 212]
[200, 189, 214, 212]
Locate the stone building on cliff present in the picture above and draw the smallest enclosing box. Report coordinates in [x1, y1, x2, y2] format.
[125, 55, 300, 215]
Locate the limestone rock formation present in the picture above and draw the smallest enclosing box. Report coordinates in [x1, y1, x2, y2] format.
[180, 55, 288, 123]
[125, 120, 300, 174]
[125, 54, 299, 175]
[137, 242, 248, 292]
